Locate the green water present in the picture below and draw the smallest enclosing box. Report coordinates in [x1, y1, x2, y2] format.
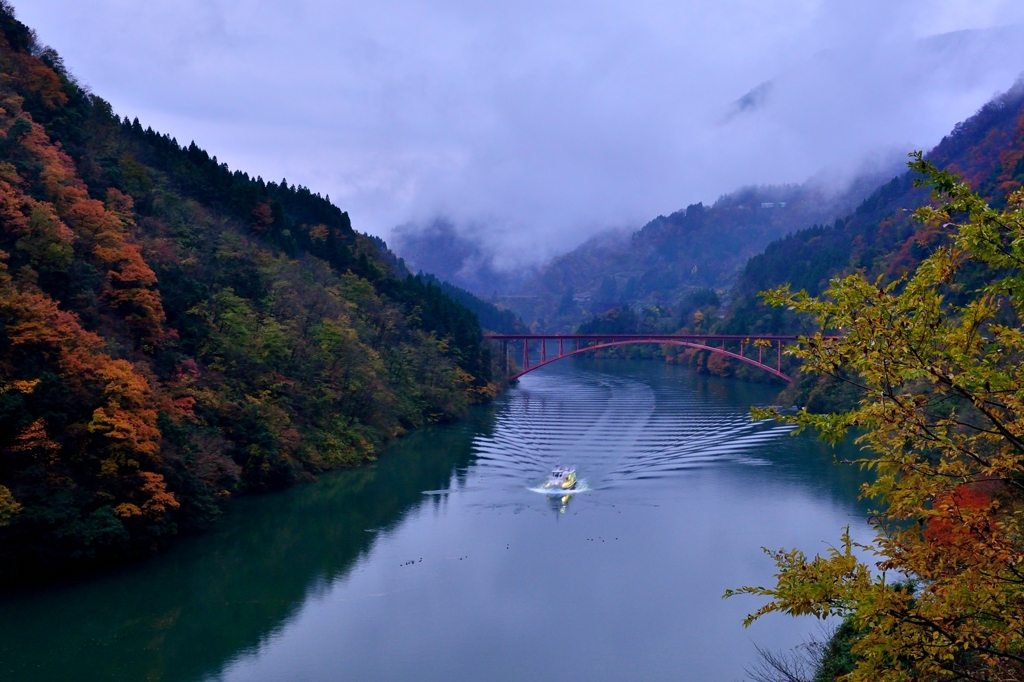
[0, 359, 872, 681]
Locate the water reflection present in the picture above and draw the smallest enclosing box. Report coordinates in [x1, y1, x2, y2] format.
[0, 409, 491, 682]
[0, 360, 873, 682]
[541, 492, 574, 514]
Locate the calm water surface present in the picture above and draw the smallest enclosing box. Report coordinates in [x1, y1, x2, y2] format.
[0, 359, 873, 681]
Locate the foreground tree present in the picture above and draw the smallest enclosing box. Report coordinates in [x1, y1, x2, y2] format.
[726, 155, 1024, 681]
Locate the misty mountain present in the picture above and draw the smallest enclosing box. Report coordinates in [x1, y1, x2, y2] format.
[507, 165, 902, 331]
[563, 78, 1024, 389]
[724, 77, 1024, 338]
[389, 219, 534, 297]
[414, 274, 527, 334]
[364, 234, 526, 334]
[654, 77, 1024, 398]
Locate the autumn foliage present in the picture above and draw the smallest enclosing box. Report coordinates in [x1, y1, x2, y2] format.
[729, 158, 1024, 680]
[0, 4, 498, 582]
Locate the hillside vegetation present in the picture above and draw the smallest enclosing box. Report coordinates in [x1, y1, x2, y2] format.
[0, 5, 500, 582]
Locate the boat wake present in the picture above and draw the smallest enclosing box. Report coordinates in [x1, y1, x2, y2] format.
[474, 365, 796, 492]
[527, 480, 590, 495]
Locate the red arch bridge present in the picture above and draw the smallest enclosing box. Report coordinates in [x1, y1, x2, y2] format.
[483, 334, 805, 382]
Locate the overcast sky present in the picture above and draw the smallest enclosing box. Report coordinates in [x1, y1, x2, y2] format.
[18, 1, 1024, 265]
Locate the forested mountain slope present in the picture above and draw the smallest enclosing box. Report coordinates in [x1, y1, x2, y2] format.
[570, 79, 1024, 389]
[0, 5, 498, 582]
[389, 219, 531, 299]
[511, 172, 895, 331]
[658, 78, 1024, 398]
[416, 273, 528, 334]
[724, 78, 1024, 337]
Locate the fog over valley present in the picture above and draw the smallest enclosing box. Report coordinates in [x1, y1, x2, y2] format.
[21, 0, 1024, 276]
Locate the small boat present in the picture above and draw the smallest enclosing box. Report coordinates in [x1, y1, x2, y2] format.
[544, 466, 577, 490]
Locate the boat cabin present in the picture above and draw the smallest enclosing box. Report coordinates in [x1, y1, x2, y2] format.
[545, 466, 577, 490]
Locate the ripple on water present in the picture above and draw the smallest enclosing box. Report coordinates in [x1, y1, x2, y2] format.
[472, 366, 795, 490]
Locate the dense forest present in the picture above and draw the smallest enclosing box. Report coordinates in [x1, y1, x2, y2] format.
[0, 5, 503, 583]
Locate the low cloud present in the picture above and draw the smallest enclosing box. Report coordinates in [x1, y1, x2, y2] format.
[725, 82, 774, 122]
[19, 0, 1024, 266]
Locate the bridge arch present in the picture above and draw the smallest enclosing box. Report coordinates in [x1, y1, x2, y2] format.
[506, 339, 791, 382]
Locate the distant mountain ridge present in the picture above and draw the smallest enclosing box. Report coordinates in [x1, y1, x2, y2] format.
[518, 77, 1024, 391]
[367, 233, 527, 334]
[691, 77, 1024, 398]
[725, 77, 1024, 338]
[390, 218, 532, 297]
[508, 166, 901, 331]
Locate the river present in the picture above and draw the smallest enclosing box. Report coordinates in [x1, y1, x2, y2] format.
[0, 359, 874, 681]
